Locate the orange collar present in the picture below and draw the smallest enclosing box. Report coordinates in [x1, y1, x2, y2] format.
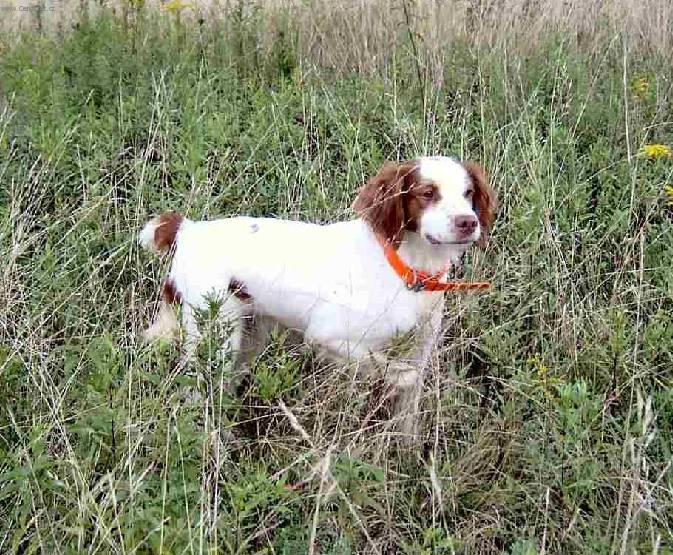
[378, 237, 491, 293]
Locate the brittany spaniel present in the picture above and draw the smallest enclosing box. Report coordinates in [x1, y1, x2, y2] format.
[139, 156, 496, 438]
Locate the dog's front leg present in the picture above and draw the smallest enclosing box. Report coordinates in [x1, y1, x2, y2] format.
[386, 300, 444, 440]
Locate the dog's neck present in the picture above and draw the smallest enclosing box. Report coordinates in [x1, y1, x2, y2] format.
[397, 230, 467, 274]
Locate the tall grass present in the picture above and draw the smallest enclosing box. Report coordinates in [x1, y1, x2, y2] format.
[0, 3, 672, 553]
[3, 0, 673, 61]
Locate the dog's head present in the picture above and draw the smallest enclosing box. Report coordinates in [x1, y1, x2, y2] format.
[353, 156, 497, 249]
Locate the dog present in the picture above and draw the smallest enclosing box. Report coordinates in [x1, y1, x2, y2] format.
[139, 156, 496, 437]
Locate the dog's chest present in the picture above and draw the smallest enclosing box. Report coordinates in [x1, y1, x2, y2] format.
[337, 286, 440, 349]
[383, 289, 438, 333]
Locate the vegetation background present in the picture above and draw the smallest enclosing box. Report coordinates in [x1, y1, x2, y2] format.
[1, 0, 673, 553]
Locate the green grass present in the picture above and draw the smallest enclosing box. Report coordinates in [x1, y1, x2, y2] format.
[1, 9, 673, 554]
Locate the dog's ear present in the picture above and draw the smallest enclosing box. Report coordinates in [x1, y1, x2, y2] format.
[353, 161, 417, 248]
[463, 161, 497, 248]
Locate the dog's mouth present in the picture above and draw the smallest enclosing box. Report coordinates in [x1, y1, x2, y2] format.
[425, 233, 473, 246]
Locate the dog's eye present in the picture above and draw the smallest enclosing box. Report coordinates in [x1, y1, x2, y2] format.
[464, 189, 474, 199]
[422, 189, 435, 199]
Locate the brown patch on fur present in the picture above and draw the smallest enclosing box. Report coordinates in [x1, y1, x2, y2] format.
[463, 161, 497, 247]
[403, 181, 440, 233]
[154, 211, 183, 252]
[162, 279, 182, 304]
[229, 279, 252, 302]
[353, 161, 431, 248]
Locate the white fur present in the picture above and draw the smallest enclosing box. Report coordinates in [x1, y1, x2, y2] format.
[140, 156, 485, 438]
[138, 215, 164, 254]
[418, 156, 481, 246]
[142, 301, 179, 341]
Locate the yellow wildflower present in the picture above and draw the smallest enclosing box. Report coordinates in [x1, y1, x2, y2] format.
[664, 184, 673, 206]
[528, 355, 549, 378]
[528, 355, 561, 401]
[631, 76, 649, 97]
[638, 144, 671, 160]
[162, 0, 193, 11]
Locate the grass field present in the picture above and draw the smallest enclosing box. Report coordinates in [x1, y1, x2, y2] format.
[1, 2, 673, 553]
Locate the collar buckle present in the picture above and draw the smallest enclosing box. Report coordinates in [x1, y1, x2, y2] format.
[407, 281, 425, 292]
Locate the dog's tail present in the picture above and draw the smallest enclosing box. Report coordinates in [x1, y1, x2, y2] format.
[139, 212, 184, 341]
[139, 211, 184, 254]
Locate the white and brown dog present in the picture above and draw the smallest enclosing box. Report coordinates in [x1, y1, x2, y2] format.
[139, 156, 496, 437]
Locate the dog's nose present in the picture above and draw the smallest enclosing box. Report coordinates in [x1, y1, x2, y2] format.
[454, 215, 478, 234]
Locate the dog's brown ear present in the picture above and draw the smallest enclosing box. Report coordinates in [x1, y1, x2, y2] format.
[353, 161, 417, 248]
[463, 161, 497, 247]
